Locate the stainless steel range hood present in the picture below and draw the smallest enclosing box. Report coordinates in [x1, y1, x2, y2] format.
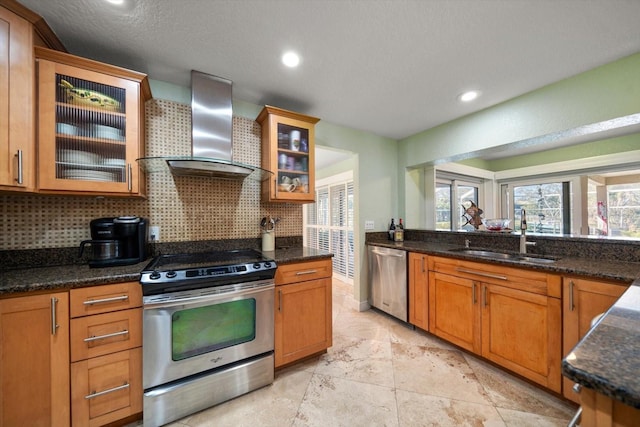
[138, 71, 271, 180]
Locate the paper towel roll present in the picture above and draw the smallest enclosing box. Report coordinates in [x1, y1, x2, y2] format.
[262, 230, 275, 252]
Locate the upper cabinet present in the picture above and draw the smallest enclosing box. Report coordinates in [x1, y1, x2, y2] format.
[0, 6, 35, 192]
[35, 47, 151, 196]
[257, 105, 319, 203]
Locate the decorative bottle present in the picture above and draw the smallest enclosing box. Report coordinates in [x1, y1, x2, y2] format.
[388, 218, 396, 241]
[394, 218, 404, 242]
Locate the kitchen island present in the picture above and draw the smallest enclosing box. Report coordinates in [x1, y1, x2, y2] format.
[562, 280, 640, 425]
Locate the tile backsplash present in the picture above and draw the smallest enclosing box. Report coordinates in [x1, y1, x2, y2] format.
[0, 99, 302, 251]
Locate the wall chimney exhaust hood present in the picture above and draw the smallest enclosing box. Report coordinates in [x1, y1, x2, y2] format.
[137, 71, 272, 180]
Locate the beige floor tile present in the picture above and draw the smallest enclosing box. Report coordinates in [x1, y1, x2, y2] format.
[315, 334, 395, 387]
[388, 321, 457, 351]
[293, 373, 399, 427]
[392, 342, 493, 405]
[396, 389, 507, 427]
[497, 407, 573, 427]
[332, 309, 393, 342]
[463, 354, 577, 419]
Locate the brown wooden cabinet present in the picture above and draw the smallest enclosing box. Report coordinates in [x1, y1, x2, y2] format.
[69, 282, 142, 426]
[274, 259, 332, 367]
[257, 105, 320, 203]
[408, 252, 429, 331]
[0, 291, 70, 427]
[0, 5, 35, 192]
[428, 256, 562, 393]
[35, 47, 151, 197]
[562, 277, 628, 403]
[428, 270, 481, 353]
[579, 387, 640, 427]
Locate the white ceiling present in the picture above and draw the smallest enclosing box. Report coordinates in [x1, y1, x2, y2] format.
[19, 0, 640, 141]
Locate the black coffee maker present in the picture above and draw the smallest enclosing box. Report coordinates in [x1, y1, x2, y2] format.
[79, 216, 148, 267]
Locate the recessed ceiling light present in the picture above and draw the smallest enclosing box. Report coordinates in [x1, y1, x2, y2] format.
[459, 90, 479, 102]
[282, 51, 300, 68]
[105, 0, 125, 5]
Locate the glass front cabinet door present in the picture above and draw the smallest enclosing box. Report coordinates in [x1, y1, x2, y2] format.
[35, 47, 151, 196]
[257, 106, 320, 203]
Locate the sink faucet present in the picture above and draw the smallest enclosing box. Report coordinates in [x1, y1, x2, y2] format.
[519, 209, 536, 253]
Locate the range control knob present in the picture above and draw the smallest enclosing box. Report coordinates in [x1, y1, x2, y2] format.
[149, 271, 161, 280]
[264, 262, 272, 268]
[166, 270, 177, 278]
[253, 263, 262, 270]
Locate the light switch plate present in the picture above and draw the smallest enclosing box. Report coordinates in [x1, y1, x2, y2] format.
[149, 226, 160, 242]
[365, 220, 375, 230]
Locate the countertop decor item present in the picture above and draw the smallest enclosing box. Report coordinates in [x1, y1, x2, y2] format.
[461, 200, 483, 230]
[482, 218, 512, 231]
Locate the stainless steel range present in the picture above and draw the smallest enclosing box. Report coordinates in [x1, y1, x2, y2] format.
[140, 248, 276, 427]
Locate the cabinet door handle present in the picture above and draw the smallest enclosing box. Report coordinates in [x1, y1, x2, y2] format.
[472, 283, 477, 304]
[85, 382, 130, 399]
[569, 280, 575, 311]
[456, 268, 507, 281]
[84, 329, 129, 342]
[278, 289, 282, 312]
[295, 270, 317, 276]
[421, 256, 425, 273]
[15, 150, 23, 184]
[127, 163, 132, 191]
[83, 295, 129, 305]
[483, 286, 488, 307]
[51, 297, 59, 335]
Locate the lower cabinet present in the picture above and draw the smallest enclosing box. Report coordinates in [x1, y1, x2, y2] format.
[69, 282, 142, 426]
[579, 387, 640, 427]
[274, 259, 333, 368]
[408, 252, 429, 331]
[562, 277, 629, 403]
[71, 348, 142, 427]
[428, 256, 562, 393]
[0, 291, 70, 427]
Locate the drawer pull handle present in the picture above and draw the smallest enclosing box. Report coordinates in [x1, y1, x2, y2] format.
[295, 270, 318, 276]
[83, 295, 129, 305]
[455, 268, 507, 281]
[85, 382, 130, 399]
[84, 329, 129, 342]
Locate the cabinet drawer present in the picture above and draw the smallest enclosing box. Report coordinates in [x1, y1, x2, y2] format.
[71, 348, 142, 427]
[275, 259, 332, 285]
[428, 256, 558, 297]
[70, 282, 142, 318]
[71, 308, 142, 362]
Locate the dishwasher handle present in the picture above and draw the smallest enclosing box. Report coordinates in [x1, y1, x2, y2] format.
[371, 249, 405, 257]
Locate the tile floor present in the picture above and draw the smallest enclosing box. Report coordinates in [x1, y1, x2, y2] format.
[165, 279, 577, 426]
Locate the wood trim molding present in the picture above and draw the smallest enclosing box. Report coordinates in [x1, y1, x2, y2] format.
[0, 0, 66, 51]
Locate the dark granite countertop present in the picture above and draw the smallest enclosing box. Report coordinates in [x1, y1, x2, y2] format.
[562, 281, 640, 409]
[0, 245, 333, 295]
[366, 240, 640, 283]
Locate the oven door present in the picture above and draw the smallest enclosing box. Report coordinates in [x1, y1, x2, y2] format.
[143, 279, 274, 390]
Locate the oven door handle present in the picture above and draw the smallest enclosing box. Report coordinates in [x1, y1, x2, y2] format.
[143, 282, 274, 309]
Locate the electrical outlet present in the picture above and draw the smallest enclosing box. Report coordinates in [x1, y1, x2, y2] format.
[365, 220, 375, 230]
[149, 226, 160, 242]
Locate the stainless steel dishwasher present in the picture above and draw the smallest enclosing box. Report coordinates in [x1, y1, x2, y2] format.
[367, 245, 408, 322]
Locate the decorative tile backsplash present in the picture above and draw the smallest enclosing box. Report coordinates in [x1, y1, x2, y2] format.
[0, 99, 302, 250]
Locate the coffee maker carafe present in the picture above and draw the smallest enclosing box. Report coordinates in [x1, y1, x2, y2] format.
[79, 216, 148, 267]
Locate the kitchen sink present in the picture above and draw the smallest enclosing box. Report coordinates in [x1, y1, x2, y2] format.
[448, 248, 557, 264]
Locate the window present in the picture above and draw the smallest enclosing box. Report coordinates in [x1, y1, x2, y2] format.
[436, 173, 482, 231]
[587, 175, 640, 238]
[501, 179, 572, 234]
[304, 175, 354, 283]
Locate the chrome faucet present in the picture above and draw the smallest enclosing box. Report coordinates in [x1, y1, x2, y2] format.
[519, 209, 536, 253]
